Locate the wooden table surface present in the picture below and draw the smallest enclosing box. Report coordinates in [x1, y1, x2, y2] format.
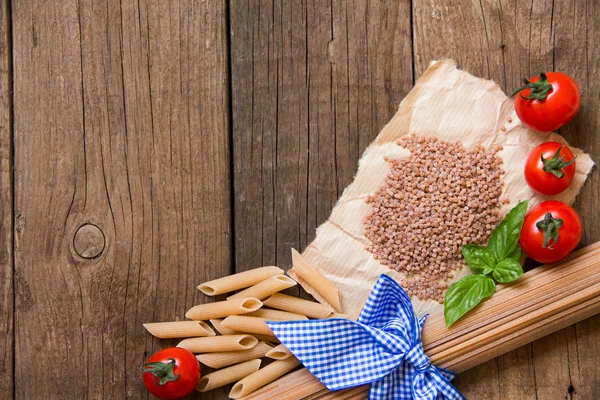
[1, 0, 598, 399]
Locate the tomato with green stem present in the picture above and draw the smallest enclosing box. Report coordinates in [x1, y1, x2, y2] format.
[142, 347, 200, 400]
[519, 201, 582, 264]
[511, 72, 580, 132]
[524, 142, 576, 196]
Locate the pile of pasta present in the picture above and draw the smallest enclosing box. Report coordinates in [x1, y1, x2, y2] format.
[144, 250, 344, 399]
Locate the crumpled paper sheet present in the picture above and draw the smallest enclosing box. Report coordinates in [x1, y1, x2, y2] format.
[293, 59, 594, 320]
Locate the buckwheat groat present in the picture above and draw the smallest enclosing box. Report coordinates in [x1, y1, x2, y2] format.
[365, 134, 504, 303]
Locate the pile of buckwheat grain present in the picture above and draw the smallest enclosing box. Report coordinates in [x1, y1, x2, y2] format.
[364, 133, 505, 303]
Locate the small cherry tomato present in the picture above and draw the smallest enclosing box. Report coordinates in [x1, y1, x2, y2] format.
[524, 142, 576, 196]
[142, 347, 200, 400]
[519, 200, 582, 264]
[512, 72, 580, 132]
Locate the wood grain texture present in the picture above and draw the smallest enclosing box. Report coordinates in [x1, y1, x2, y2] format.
[412, 0, 534, 393]
[13, 0, 230, 399]
[413, 0, 599, 398]
[0, 0, 11, 397]
[554, 1, 600, 399]
[229, 0, 413, 274]
[4, 0, 599, 399]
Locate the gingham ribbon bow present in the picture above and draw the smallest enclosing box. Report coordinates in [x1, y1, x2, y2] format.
[266, 275, 465, 400]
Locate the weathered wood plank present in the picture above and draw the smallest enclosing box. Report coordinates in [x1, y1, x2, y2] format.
[413, 1, 507, 395]
[414, 0, 599, 398]
[554, 1, 600, 398]
[13, 1, 231, 398]
[229, 0, 412, 272]
[497, 345, 536, 400]
[0, 0, 11, 397]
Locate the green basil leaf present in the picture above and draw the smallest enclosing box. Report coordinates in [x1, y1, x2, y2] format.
[507, 243, 521, 261]
[444, 274, 496, 327]
[462, 244, 496, 274]
[482, 267, 494, 275]
[492, 258, 524, 283]
[488, 223, 509, 262]
[488, 200, 528, 261]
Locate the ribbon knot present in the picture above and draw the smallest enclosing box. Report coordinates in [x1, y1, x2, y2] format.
[267, 275, 465, 400]
[405, 343, 430, 372]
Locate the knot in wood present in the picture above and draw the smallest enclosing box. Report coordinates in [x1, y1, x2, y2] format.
[74, 224, 105, 259]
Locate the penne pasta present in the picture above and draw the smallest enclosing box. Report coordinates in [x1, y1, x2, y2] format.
[251, 334, 280, 344]
[222, 316, 274, 337]
[289, 249, 343, 312]
[197, 359, 262, 392]
[229, 357, 301, 399]
[246, 308, 308, 321]
[186, 297, 262, 320]
[211, 319, 280, 343]
[196, 341, 274, 369]
[227, 275, 297, 301]
[177, 334, 258, 353]
[263, 293, 334, 319]
[265, 344, 293, 360]
[198, 267, 284, 296]
[143, 321, 216, 339]
[210, 319, 238, 335]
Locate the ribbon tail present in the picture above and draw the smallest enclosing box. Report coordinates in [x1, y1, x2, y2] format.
[411, 370, 438, 400]
[412, 368, 464, 400]
[436, 367, 457, 382]
[368, 363, 415, 400]
[418, 315, 428, 332]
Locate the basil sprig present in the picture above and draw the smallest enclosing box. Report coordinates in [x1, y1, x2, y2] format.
[444, 200, 529, 327]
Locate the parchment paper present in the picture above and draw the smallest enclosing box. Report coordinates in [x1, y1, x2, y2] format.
[292, 60, 594, 320]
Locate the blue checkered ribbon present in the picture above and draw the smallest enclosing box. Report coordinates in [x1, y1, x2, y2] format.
[266, 274, 465, 400]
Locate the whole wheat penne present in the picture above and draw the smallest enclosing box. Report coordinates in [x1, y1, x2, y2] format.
[211, 319, 280, 343]
[251, 334, 280, 343]
[197, 359, 262, 392]
[196, 341, 274, 369]
[143, 321, 216, 339]
[227, 275, 297, 301]
[186, 298, 262, 320]
[265, 344, 293, 360]
[222, 316, 274, 337]
[177, 335, 258, 353]
[210, 319, 238, 335]
[229, 357, 301, 399]
[263, 293, 334, 319]
[246, 308, 308, 321]
[290, 249, 343, 312]
[198, 267, 284, 296]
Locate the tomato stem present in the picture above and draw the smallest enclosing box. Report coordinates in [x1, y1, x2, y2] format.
[510, 72, 553, 101]
[535, 212, 563, 249]
[141, 358, 181, 386]
[541, 146, 575, 178]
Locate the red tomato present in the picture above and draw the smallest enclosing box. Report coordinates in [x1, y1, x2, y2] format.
[142, 347, 200, 400]
[512, 72, 580, 132]
[519, 201, 582, 264]
[524, 142, 576, 195]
